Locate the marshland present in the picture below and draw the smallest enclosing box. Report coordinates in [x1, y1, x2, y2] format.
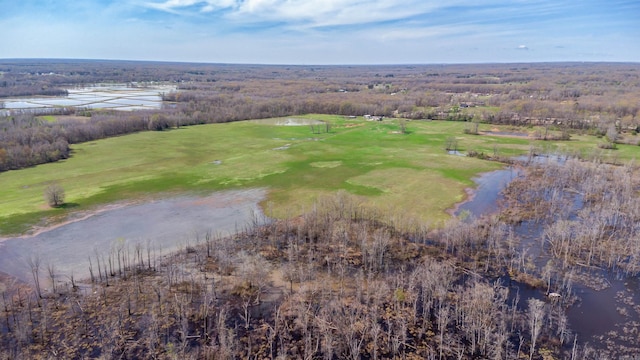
[1, 60, 640, 359]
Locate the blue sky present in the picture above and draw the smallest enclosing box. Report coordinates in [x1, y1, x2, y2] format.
[1, 0, 638, 64]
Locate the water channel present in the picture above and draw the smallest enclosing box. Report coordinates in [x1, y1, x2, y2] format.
[453, 154, 640, 354]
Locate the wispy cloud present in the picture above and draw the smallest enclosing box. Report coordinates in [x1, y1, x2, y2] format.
[1, 0, 638, 63]
[141, 0, 501, 28]
[144, 0, 236, 13]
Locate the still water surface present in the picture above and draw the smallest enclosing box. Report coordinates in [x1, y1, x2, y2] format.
[1, 84, 174, 115]
[0, 189, 266, 285]
[457, 156, 640, 353]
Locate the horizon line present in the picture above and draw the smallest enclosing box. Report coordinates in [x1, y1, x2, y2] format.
[2, 58, 639, 67]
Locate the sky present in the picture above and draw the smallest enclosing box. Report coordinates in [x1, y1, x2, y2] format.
[1, 0, 639, 64]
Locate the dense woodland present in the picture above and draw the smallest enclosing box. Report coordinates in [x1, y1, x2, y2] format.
[1, 60, 640, 171]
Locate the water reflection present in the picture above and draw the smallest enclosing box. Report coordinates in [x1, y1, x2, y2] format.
[453, 156, 640, 353]
[454, 166, 522, 219]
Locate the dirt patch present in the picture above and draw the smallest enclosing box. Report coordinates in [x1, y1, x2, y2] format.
[310, 161, 342, 168]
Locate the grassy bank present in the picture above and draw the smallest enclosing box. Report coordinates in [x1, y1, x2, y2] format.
[0, 115, 633, 235]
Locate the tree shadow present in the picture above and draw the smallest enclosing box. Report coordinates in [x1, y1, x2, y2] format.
[58, 202, 80, 209]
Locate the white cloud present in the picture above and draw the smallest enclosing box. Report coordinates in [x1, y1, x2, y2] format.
[141, 0, 507, 28]
[145, 0, 236, 13]
[3, 0, 639, 63]
[233, 0, 445, 27]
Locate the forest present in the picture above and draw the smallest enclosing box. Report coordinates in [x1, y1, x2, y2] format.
[1, 60, 639, 172]
[1, 60, 640, 359]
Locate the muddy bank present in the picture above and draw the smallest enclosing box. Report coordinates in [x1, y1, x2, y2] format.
[0, 189, 268, 285]
[450, 165, 522, 219]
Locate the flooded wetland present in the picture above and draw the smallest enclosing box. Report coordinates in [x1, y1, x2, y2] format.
[0, 189, 267, 284]
[3, 152, 638, 355]
[447, 153, 640, 356]
[2, 61, 640, 358]
[0, 84, 174, 115]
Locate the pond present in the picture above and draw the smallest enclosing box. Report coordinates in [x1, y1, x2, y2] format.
[482, 130, 530, 138]
[247, 117, 326, 126]
[452, 155, 570, 220]
[0, 84, 175, 115]
[0, 189, 267, 286]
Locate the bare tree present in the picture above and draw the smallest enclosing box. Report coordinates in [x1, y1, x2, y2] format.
[528, 298, 546, 360]
[234, 252, 272, 304]
[605, 124, 619, 144]
[44, 183, 65, 207]
[47, 263, 57, 294]
[398, 119, 407, 134]
[445, 136, 458, 151]
[27, 256, 43, 299]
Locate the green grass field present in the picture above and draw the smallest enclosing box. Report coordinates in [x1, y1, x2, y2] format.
[0, 115, 637, 235]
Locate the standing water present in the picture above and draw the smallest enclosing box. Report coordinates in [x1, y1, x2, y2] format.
[454, 166, 522, 219]
[0, 189, 267, 285]
[0, 84, 175, 115]
[452, 155, 640, 355]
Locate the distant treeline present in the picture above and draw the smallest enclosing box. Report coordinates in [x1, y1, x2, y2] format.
[0, 94, 387, 171]
[0, 59, 201, 98]
[1, 60, 640, 171]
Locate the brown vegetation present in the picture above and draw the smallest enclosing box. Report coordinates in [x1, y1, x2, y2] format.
[2, 61, 640, 171]
[503, 157, 640, 276]
[3, 150, 640, 357]
[43, 184, 65, 208]
[2, 60, 640, 358]
[0, 191, 594, 359]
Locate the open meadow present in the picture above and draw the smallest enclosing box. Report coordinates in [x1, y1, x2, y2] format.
[1, 114, 633, 236]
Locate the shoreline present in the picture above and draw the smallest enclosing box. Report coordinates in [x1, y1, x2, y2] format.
[0, 201, 136, 244]
[0, 189, 268, 284]
[446, 185, 478, 218]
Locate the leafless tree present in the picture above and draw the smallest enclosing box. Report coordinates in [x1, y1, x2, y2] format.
[44, 183, 65, 207]
[528, 298, 546, 360]
[398, 119, 407, 134]
[445, 136, 458, 151]
[47, 263, 57, 294]
[27, 256, 43, 299]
